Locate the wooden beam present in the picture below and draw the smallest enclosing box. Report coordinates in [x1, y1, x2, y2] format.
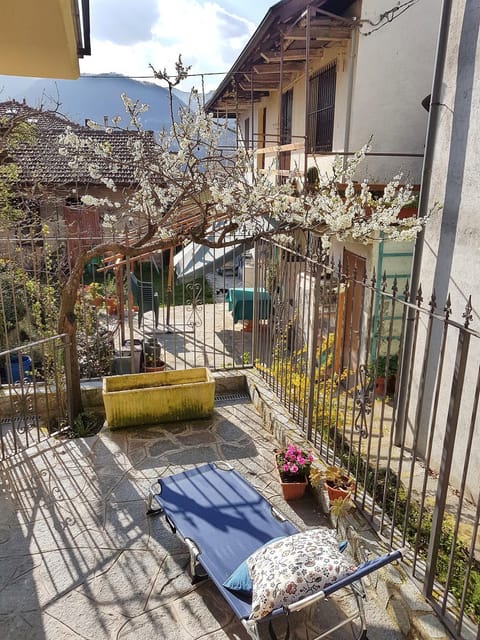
[213, 97, 265, 110]
[238, 81, 279, 91]
[283, 26, 352, 40]
[260, 49, 324, 63]
[243, 72, 286, 82]
[255, 141, 305, 155]
[258, 168, 303, 177]
[253, 62, 304, 75]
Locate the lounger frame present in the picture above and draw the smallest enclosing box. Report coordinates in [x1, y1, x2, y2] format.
[146, 463, 403, 640]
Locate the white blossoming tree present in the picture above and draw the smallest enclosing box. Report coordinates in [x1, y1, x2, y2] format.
[55, 58, 432, 417]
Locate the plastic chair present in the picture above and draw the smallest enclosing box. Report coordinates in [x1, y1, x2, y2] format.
[129, 273, 159, 328]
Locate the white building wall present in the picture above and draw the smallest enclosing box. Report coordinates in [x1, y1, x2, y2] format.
[349, 0, 440, 182]
[410, 0, 480, 499]
[241, 0, 440, 186]
[421, 1, 480, 306]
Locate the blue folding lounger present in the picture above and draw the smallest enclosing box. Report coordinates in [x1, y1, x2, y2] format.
[146, 463, 404, 640]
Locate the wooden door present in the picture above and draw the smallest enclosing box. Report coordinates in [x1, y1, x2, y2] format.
[340, 249, 366, 374]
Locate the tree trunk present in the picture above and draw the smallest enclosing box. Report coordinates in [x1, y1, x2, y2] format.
[58, 253, 87, 419]
[56, 234, 178, 422]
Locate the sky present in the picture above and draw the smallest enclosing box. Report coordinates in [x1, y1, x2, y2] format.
[80, 0, 277, 92]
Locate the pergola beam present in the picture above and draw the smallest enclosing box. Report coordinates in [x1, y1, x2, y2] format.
[283, 26, 352, 40]
[238, 82, 279, 92]
[253, 62, 304, 75]
[260, 49, 324, 63]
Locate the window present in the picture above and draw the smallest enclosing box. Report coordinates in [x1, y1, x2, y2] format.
[279, 89, 293, 183]
[258, 107, 266, 170]
[307, 62, 336, 152]
[280, 89, 293, 145]
[244, 117, 250, 150]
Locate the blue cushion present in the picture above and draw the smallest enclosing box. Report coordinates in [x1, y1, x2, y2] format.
[223, 559, 252, 593]
[223, 537, 349, 594]
[223, 537, 285, 593]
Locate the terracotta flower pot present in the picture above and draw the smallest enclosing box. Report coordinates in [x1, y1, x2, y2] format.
[144, 360, 166, 372]
[279, 475, 308, 500]
[398, 205, 418, 220]
[325, 481, 355, 503]
[375, 377, 386, 396]
[276, 464, 308, 500]
[375, 375, 396, 397]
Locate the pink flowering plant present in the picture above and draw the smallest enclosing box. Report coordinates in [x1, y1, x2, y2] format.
[276, 444, 314, 482]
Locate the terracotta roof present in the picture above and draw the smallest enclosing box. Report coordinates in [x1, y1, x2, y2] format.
[0, 100, 80, 129]
[0, 100, 155, 186]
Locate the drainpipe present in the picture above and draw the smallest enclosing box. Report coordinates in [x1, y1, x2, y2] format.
[342, 23, 358, 176]
[394, 0, 453, 446]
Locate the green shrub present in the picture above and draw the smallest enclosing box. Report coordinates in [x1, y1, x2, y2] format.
[69, 411, 104, 438]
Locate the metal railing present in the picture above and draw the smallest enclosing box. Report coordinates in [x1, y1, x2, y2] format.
[2, 221, 480, 636]
[253, 237, 480, 639]
[0, 335, 71, 460]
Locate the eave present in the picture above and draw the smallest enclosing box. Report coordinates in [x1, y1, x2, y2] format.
[206, 0, 357, 118]
[0, 0, 91, 79]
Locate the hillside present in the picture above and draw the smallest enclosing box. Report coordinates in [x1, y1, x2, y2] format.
[0, 74, 185, 131]
[172, 87, 214, 107]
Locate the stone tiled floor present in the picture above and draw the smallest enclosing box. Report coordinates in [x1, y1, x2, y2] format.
[0, 396, 404, 640]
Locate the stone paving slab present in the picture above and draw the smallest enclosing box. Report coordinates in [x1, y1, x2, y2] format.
[0, 398, 406, 640]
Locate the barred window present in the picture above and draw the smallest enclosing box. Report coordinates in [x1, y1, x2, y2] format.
[244, 117, 250, 150]
[307, 62, 336, 153]
[280, 89, 293, 145]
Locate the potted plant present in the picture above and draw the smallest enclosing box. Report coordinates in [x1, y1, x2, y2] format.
[322, 465, 355, 503]
[306, 165, 320, 193]
[105, 296, 118, 315]
[143, 337, 165, 372]
[275, 443, 313, 500]
[369, 354, 398, 396]
[144, 352, 166, 372]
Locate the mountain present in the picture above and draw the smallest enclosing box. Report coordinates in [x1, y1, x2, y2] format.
[172, 87, 215, 108]
[0, 74, 185, 132]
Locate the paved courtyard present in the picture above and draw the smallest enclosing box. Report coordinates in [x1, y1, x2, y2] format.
[0, 393, 406, 640]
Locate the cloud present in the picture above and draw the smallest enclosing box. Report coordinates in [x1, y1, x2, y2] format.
[89, 0, 160, 45]
[80, 0, 259, 91]
[150, 1, 254, 85]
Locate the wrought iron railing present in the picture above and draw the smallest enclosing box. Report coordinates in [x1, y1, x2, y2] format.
[0, 335, 71, 460]
[2, 219, 480, 637]
[253, 237, 480, 639]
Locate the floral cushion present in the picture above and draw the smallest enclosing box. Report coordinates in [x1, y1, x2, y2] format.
[246, 528, 356, 620]
[224, 534, 349, 595]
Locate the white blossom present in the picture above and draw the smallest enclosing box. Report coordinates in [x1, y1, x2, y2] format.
[56, 83, 435, 252]
[81, 195, 97, 206]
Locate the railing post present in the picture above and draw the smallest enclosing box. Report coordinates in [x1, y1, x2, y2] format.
[251, 240, 260, 364]
[306, 259, 322, 441]
[63, 333, 74, 428]
[424, 303, 471, 598]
